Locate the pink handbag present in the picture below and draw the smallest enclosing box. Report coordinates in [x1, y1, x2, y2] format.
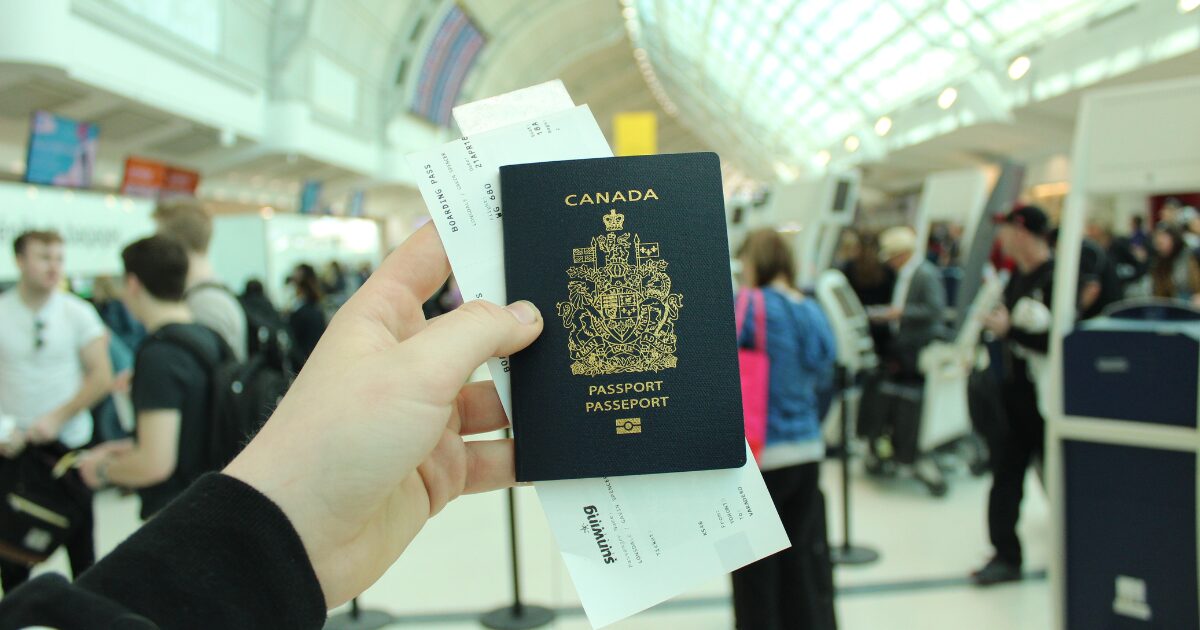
[735, 289, 769, 460]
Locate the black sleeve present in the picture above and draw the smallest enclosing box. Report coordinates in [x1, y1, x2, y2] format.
[131, 343, 187, 412]
[0, 474, 327, 630]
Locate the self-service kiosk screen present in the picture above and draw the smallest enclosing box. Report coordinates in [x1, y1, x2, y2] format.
[832, 284, 859, 318]
[832, 180, 851, 212]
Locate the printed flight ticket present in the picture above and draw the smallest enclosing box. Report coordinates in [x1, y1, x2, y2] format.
[407, 86, 788, 628]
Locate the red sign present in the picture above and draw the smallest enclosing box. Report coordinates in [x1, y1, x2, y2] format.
[120, 157, 167, 197]
[120, 156, 200, 199]
[161, 166, 199, 198]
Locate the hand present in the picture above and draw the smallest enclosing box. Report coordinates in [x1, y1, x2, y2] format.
[26, 411, 66, 445]
[0, 430, 26, 459]
[223, 223, 544, 608]
[869, 306, 901, 323]
[77, 450, 113, 490]
[90, 439, 135, 459]
[983, 305, 1011, 336]
[113, 371, 133, 394]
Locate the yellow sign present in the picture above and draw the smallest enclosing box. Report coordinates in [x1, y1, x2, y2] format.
[614, 111, 658, 157]
[616, 418, 642, 435]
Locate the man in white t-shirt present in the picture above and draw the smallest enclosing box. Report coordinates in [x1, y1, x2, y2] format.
[0, 230, 112, 592]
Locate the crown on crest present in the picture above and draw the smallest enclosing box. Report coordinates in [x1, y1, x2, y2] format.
[603, 209, 625, 232]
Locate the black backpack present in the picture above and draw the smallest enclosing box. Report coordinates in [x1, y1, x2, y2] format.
[149, 326, 292, 473]
[0, 446, 90, 567]
[188, 281, 293, 371]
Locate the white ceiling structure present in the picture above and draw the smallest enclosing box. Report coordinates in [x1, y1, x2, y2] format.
[624, 0, 1200, 186]
[0, 0, 1195, 213]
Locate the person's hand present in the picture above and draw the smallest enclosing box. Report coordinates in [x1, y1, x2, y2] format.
[869, 306, 901, 323]
[983, 305, 1011, 336]
[0, 430, 26, 459]
[113, 370, 133, 394]
[90, 439, 134, 459]
[223, 223, 544, 608]
[26, 410, 66, 444]
[76, 450, 112, 490]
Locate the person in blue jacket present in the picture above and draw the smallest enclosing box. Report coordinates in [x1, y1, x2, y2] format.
[732, 227, 838, 630]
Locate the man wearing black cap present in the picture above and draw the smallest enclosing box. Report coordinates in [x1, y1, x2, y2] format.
[972, 205, 1055, 586]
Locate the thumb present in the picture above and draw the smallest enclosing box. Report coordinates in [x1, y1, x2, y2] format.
[402, 300, 543, 391]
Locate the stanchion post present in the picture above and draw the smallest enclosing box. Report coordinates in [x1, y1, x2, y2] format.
[480, 431, 555, 630]
[323, 597, 393, 630]
[831, 365, 880, 566]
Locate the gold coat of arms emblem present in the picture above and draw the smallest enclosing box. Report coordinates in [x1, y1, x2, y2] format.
[557, 209, 683, 376]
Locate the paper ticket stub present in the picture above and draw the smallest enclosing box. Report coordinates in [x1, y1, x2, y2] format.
[409, 90, 788, 629]
[407, 104, 611, 417]
[538, 445, 787, 628]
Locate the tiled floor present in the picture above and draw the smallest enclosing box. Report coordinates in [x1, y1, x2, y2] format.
[32, 450, 1052, 629]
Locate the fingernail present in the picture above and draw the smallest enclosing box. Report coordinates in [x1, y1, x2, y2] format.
[506, 300, 540, 324]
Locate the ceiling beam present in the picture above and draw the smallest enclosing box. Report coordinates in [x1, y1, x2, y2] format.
[56, 91, 124, 120]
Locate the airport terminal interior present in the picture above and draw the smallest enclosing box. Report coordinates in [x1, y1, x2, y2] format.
[0, 1, 1199, 629]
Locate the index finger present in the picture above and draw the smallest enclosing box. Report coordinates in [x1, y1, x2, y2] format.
[344, 222, 451, 342]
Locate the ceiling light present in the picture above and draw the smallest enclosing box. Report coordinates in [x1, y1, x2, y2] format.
[815, 150, 831, 166]
[874, 116, 893, 136]
[1008, 56, 1032, 80]
[938, 87, 958, 109]
[1181, 0, 1199, 13]
[844, 136, 860, 152]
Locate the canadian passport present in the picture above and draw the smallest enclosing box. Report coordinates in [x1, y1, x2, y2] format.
[501, 152, 746, 481]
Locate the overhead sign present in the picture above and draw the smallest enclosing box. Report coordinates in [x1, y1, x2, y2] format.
[614, 111, 658, 157]
[25, 111, 99, 188]
[121, 156, 201, 199]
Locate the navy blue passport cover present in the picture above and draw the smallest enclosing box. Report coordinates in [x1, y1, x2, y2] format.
[501, 152, 746, 481]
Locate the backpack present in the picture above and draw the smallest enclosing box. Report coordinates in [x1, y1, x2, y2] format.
[188, 281, 293, 372]
[149, 325, 292, 473]
[0, 446, 90, 567]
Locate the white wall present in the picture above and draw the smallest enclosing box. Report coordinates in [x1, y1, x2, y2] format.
[211, 213, 382, 305]
[0, 182, 155, 282]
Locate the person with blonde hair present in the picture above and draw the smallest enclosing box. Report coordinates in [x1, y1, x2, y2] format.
[153, 198, 248, 361]
[863, 226, 949, 495]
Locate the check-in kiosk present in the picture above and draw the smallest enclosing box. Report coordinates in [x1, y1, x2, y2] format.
[1049, 77, 1200, 630]
[815, 268, 881, 565]
[768, 171, 861, 287]
[911, 167, 991, 269]
[816, 269, 878, 376]
[903, 168, 995, 454]
[916, 268, 1009, 452]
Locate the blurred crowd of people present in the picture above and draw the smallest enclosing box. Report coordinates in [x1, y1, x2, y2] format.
[0, 198, 379, 595]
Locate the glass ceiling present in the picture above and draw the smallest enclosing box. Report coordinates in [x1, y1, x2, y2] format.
[630, 0, 1115, 174]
